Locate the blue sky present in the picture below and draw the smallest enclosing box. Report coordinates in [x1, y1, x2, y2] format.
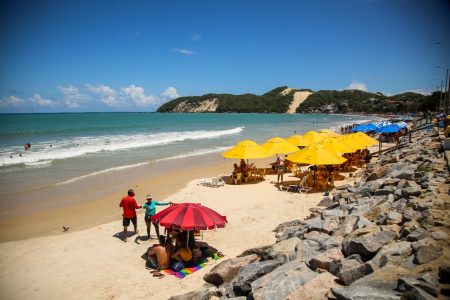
[0, 0, 449, 113]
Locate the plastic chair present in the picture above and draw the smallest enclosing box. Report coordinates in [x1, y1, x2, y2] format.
[243, 171, 252, 183]
[232, 173, 242, 185]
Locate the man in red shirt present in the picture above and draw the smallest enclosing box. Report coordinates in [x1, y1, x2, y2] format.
[119, 189, 142, 242]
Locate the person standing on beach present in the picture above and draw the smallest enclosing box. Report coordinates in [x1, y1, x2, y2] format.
[142, 194, 170, 240]
[276, 155, 285, 184]
[119, 189, 142, 242]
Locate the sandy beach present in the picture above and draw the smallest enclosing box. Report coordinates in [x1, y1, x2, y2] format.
[0, 158, 359, 300]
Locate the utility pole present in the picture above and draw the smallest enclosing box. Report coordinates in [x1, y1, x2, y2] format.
[445, 69, 449, 114]
[440, 81, 444, 113]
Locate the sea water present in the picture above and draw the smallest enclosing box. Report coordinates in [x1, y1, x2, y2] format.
[0, 113, 376, 213]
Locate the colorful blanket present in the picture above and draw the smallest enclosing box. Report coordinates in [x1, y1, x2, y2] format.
[162, 253, 223, 278]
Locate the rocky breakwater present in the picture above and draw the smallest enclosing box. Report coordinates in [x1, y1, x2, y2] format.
[170, 129, 450, 300]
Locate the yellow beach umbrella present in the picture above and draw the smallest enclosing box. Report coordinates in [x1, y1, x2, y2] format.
[304, 130, 319, 135]
[319, 129, 341, 137]
[320, 137, 355, 154]
[261, 137, 299, 155]
[303, 131, 325, 143]
[286, 143, 347, 165]
[285, 135, 311, 147]
[351, 132, 378, 147]
[343, 134, 374, 148]
[337, 135, 367, 150]
[222, 139, 272, 159]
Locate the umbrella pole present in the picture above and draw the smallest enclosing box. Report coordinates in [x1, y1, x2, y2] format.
[314, 167, 316, 188]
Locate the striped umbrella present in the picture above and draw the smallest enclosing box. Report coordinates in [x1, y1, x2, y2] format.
[151, 203, 228, 231]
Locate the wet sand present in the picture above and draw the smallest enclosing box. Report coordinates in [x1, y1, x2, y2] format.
[0, 155, 238, 242]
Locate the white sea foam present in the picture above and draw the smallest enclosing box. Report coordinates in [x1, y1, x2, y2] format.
[57, 146, 231, 185]
[25, 160, 52, 167]
[0, 126, 244, 167]
[57, 162, 150, 185]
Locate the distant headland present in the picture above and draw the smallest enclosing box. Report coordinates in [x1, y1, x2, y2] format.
[156, 86, 441, 114]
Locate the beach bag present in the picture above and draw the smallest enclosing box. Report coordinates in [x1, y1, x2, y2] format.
[171, 261, 185, 272]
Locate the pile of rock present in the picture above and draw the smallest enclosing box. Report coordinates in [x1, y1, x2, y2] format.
[170, 129, 450, 300]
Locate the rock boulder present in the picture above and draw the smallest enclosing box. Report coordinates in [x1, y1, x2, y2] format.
[203, 254, 260, 286]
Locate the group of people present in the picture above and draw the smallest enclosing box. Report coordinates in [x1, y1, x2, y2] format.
[119, 188, 221, 278]
[340, 124, 356, 134]
[146, 230, 193, 277]
[231, 159, 255, 181]
[119, 189, 171, 242]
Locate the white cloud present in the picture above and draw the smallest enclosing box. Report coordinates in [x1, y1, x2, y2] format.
[0, 95, 26, 108]
[57, 85, 89, 108]
[29, 94, 57, 107]
[161, 86, 180, 100]
[190, 34, 202, 42]
[346, 81, 367, 91]
[172, 48, 195, 55]
[87, 84, 122, 107]
[121, 85, 160, 106]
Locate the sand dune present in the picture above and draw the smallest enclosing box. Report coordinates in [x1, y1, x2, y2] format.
[287, 91, 313, 114]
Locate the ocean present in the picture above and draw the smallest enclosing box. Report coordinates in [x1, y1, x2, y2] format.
[0, 112, 376, 215]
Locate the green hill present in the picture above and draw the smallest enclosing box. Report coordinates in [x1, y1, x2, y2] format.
[157, 86, 298, 113]
[156, 86, 442, 114]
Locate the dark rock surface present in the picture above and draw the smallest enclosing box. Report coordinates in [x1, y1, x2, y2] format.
[331, 280, 401, 300]
[250, 260, 317, 300]
[229, 260, 283, 296]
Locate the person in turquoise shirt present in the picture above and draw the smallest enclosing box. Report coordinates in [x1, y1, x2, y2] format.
[142, 194, 171, 240]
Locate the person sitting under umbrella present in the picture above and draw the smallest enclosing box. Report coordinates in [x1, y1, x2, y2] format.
[231, 163, 241, 180]
[147, 235, 173, 277]
[171, 237, 192, 263]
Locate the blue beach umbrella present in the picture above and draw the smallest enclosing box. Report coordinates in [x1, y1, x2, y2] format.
[352, 123, 378, 132]
[352, 125, 368, 132]
[376, 124, 401, 133]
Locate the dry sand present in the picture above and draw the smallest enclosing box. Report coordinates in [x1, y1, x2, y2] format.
[287, 91, 313, 114]
[0, 168, 358, 300]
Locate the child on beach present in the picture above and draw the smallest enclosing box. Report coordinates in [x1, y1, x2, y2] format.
[142, 194, 171, 240]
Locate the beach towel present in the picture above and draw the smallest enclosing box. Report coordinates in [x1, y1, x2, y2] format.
[162, 253, 224, 278]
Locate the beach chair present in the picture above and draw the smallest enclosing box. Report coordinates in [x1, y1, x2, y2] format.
[242, 171, 252, 183]
[291, 164, 299, 176]
[231, 173, 242, 185]
[255, 168, 266, 180]
[199, 176, 225, 188]
[282, 176, 311, 194]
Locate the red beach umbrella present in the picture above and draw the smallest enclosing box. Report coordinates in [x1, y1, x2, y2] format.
[151, 203, 228, 231]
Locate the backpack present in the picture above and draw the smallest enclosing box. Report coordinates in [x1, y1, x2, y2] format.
[171, 261, 185, 272]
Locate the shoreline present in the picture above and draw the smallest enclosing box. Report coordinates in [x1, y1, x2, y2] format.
[0, 153, 279, 243]
[0, 125, 384, 243]
[0, 155, 241, 242]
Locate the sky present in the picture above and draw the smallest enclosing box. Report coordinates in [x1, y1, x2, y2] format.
[0, 0, 449, 113]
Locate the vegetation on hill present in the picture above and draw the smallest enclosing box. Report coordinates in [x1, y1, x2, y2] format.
[297, 90, 442, 114]
[157, 87, 298, 113]
[157, 86, 444, 114]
